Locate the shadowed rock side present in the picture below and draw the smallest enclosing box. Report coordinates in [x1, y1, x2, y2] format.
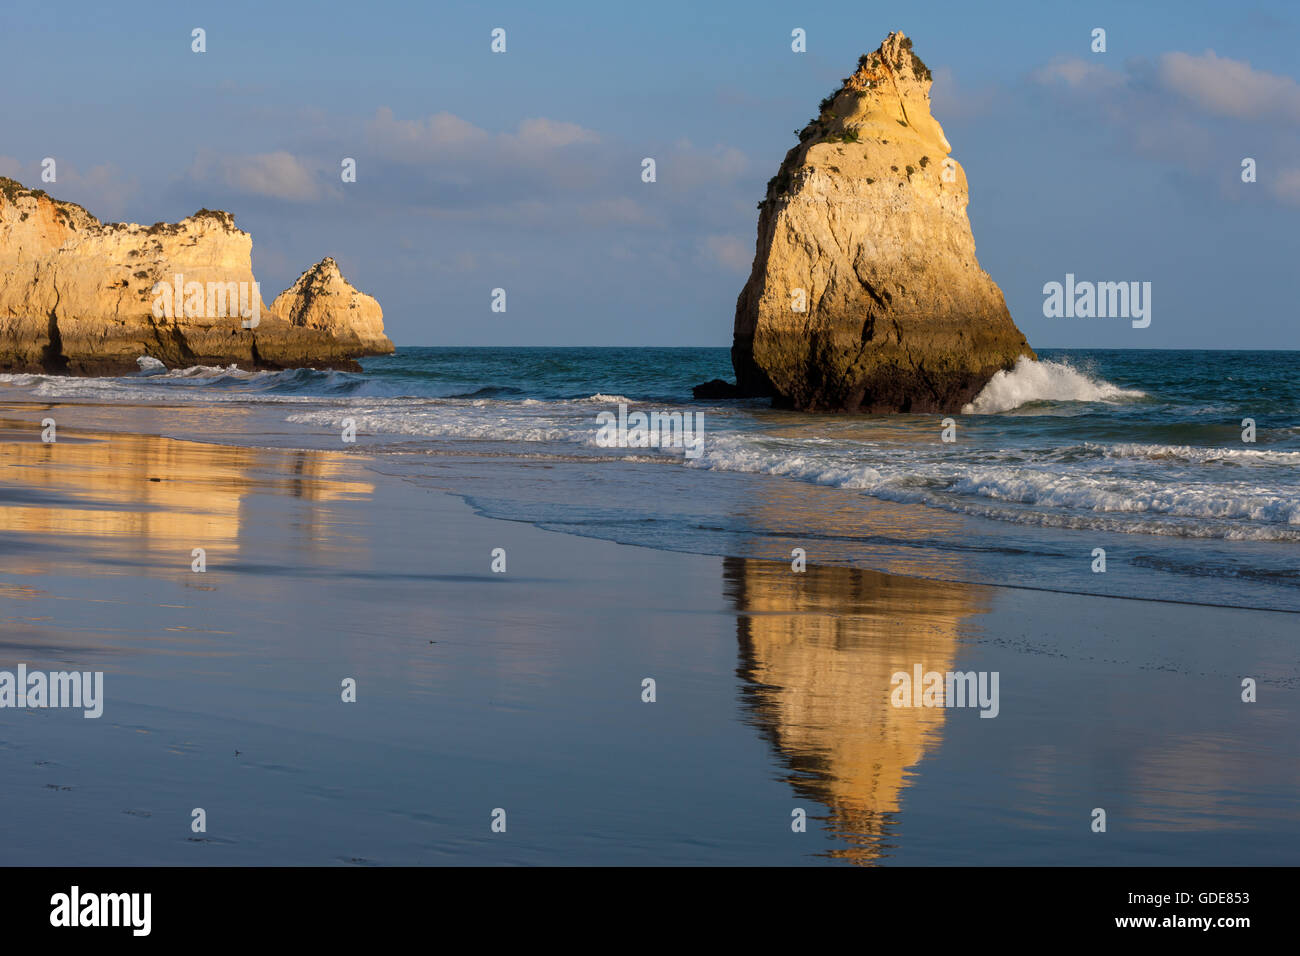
[713, 31, 1034, 412]
[0, 178, 394, 375]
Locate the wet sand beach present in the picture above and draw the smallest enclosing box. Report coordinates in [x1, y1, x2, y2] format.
[1, 415, 1298, 865]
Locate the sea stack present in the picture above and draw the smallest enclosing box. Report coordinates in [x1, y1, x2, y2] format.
[0, 177, 394, 375]
[711, 32, 1034, 412]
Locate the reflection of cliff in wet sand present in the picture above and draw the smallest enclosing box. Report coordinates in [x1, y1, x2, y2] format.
[0, 421, 372, 573]
[726, 556, 987, 863]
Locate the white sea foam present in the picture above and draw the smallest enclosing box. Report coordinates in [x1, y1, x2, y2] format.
[962, 357, 1145, 414]
[158, 364, 261, 379]
[284, 409, 577, 443]
[0, 373, 44, 387]
[1083, 442, 1300, 464]
[276, 403, 1300, 538]
[686, 434, 1300, 539]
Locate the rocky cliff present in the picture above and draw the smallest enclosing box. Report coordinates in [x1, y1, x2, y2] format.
[713, 32, 1033, 412]
[0, 177, 394, 375]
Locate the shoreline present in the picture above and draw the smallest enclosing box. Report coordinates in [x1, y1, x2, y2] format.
[5, 397, 1298, 615]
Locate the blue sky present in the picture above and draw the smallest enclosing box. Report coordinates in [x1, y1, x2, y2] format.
[3, 0, 1297, 348]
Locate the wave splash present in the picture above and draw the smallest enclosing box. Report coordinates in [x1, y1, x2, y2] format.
[962, 357, 1145, 414]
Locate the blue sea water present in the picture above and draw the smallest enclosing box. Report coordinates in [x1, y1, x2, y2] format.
[3, 347, 1298, 611]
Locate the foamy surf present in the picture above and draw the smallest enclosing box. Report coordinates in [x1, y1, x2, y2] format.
[683, 433, 1300, 540]
[962, 357, 1145, 414]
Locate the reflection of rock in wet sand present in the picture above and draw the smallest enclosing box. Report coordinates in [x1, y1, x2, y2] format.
[726, 556, 987, 863]
[0, 423, 371, 572]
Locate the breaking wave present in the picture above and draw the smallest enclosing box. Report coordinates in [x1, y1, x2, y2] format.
[962, 357, 1146, 414]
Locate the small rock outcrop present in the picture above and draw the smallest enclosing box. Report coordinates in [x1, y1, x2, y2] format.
[271, 257, 390, 356]
[0, 177, 394, 375]
[710, 32, 1034, 412]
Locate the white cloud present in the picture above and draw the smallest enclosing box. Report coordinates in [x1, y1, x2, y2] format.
[1158, 50, 1300, 123]
[352, 108, 755, 228]
[1030, 48, 1300, 208]
[1030, 57, 1124, 91]
[189, 150, 322, 202]
[507, 118, 601, 150]
[365, 108, 599, 162]
[366, 108, 490, 160]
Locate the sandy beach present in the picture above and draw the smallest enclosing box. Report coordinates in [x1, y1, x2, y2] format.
[2, 406, 1296, 866]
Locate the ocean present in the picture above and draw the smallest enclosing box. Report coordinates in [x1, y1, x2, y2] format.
[4, 347, 1297, 613]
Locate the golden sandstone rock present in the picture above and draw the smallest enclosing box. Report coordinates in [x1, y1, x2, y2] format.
[271, 257, 390, 358]
[0, 177, 393, 374]
[720, 32, 1035, 412]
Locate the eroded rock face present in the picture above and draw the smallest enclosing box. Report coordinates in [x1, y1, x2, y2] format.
[0, 178, 394, 375]
[727, 32, 1034, 412]
[271, 257, 390, 355]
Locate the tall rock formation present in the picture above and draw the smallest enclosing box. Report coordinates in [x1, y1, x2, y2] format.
[0, 177, 394, 375]
[718, 32, 1034, 412]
